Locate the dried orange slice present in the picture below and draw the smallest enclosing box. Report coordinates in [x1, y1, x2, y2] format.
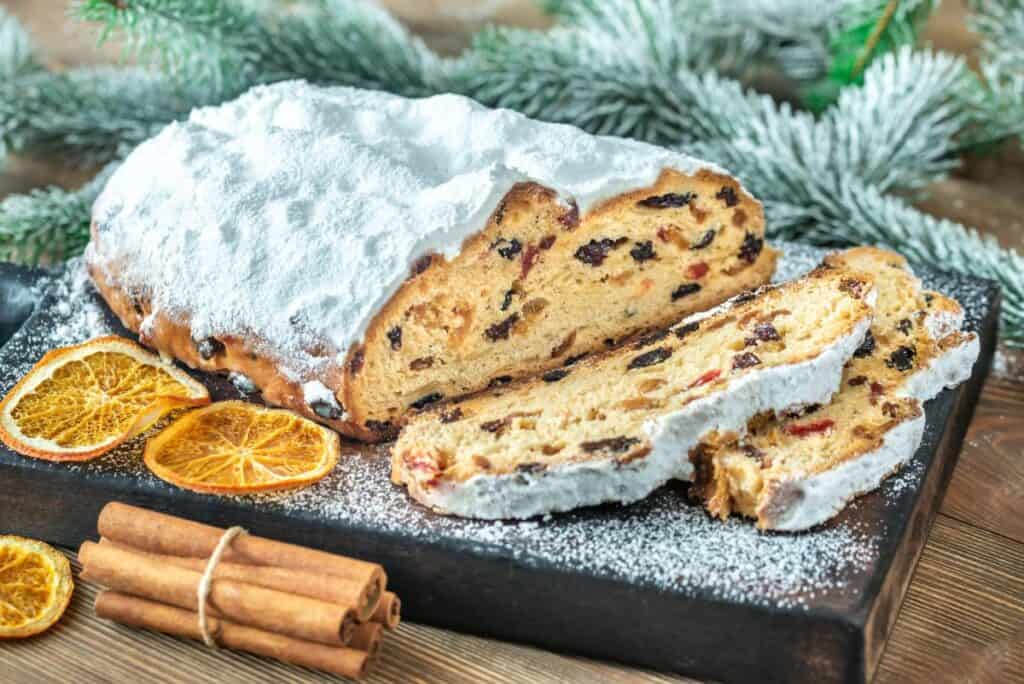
[144, 401, 340, 495]
[0, 536, 73, 639]
[0, 336, 210, 461]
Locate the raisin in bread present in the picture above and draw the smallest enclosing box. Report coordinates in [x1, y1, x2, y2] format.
[391, 263, 876, 519]
[87, 81, 775, 443]
[691, 247, 979, 531]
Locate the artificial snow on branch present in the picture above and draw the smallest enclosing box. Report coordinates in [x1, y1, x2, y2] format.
[965, 0, 1024, 145]
[0, 164, 117, 264]
[77, 0, 444, 97]
[1, 68, 226, 167]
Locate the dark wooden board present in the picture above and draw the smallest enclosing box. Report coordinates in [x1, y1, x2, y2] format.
[0, 252, 998, 684]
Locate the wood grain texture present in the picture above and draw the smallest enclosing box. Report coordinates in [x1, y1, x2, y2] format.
[874, 516, 1024, 684]
[941, 375, 1024, 544]
[1, 1, 1023, 683]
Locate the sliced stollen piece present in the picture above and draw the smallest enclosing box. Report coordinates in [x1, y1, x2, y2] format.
[691, 247, 980, 531]
[391, 264, 876, 519]
[87, 81, 775, 443]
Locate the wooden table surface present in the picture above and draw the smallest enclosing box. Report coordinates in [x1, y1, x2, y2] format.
[1, 2, 1022, 682]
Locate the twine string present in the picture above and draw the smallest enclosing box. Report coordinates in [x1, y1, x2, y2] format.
[197, 525, 247, 648]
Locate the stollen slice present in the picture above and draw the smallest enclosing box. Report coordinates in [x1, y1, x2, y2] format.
[391, 261, 877, 519]
[691, 247, 979, 531]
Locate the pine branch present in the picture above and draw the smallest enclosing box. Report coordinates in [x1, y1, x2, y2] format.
[77, 0, 444, 97]
[0, 164, 117, 265]
[0, 7, 38, 80]
[0, 67, 230, 167]
[964, 0, 1024, 145]
[686, 48, 1024, 344]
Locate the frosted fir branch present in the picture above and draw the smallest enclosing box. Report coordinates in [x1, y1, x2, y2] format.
[0, 67, 230, 166]
[0, 7, 38, 80]
[965, 0, 1024, 145]
[0, 164, 118, 265]
[77, 0, 445, 97]
[813, 183, 1024, 344]
[0, 7, 42, 166]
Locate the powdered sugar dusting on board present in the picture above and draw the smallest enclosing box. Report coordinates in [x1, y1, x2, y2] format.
[0, 248, 994, 611]
[88, 81, 735, 383]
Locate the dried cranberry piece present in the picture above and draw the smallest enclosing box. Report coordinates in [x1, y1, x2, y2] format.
[542, 369, 569, 382]
[674, 321, 700, 339]
[410, 393, 444, 410]
[194, 337, 224, 360]
[386, 326, 402, 351]
[580, 436, 641, 453]
[732, 352, 761, 370]
[492, 238, 522, 260]
[628, 347, 673, 370]
[853, 330, 876, 358]
[520, 244, 540, 279]
[440, 408, 463, 423]
[886, 345, 917, 372]
[637, 192, 695, 209]
[784, 419, 835, 437]
[738, 232, 764, 263]
[715, 186, 739, 207]
[691, 229, 716, 250]
[687, 261, 709, 279]
[847, 375, 868, 386]
[689, 369, 721, 389]
[574, 237, 628, 266]
[629, 241, 657, 262]
[539, 235, 557, 250]
[484, 314, 519, 341]
[753, 322, 781, 342]
[671, 283, 702, 301]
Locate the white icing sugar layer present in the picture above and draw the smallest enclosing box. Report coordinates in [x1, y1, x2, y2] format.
[89, 81, 730, 380]
[764, 299, 979, 531]
[413, 307, 873, 520]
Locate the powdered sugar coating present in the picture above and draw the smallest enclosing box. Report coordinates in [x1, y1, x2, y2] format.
[88, 81, 732, 383]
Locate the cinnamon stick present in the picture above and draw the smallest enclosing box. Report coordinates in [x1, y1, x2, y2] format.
[349, 622, 384, 660]
[372, 591, 401, 630]
[95, 592, 373, 680]
[98, 503, 385, 611]
[80, 541, 355, 646]
[99, 538, 380, 622]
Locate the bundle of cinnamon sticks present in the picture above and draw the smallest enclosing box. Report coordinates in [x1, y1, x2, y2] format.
[79, 502, 401, 679]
